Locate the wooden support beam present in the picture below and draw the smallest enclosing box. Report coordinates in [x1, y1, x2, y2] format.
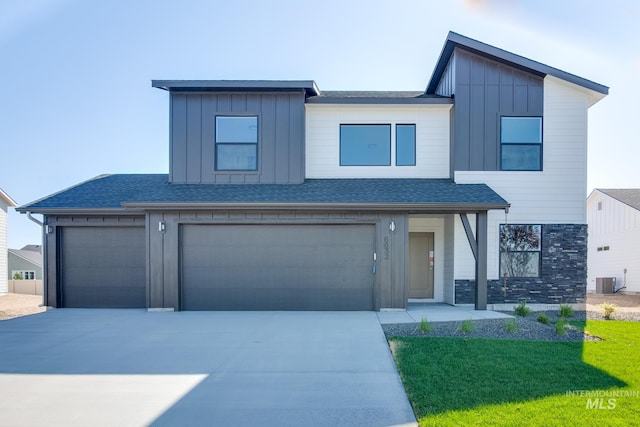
[459, 213, 477, 261]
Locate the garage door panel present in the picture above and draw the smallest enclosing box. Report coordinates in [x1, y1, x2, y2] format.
[184, 266, 365, 290]
[61, 227, 145, 308]
[181, 224, 374, 310]
[182, 287, 373, 311]
[63, 285, 145, 309]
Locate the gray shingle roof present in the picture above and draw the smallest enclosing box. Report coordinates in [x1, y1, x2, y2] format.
[18, 174, 509, 212]
[8, 249, 43, 267]
[597, 189, 640, 211]
[306, 91, 452, 105]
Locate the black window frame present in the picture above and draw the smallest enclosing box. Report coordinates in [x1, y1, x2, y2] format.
[499, 224, 542, 278]
[215, 115, 259, 171]
[499, 116, 543, 171]
[395, 124, 416, 166]
[339, 124, 392, 166]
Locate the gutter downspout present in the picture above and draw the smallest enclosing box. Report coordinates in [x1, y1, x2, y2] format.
[25, 212, 45, 307]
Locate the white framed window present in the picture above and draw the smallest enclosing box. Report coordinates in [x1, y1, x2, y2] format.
[12, 270, 36, 280]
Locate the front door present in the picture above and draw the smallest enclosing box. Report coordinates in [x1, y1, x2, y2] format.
[408, 232, 434, 299]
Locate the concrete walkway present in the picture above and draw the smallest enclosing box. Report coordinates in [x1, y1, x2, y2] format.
[0, 309, 417, 427]
[377, 303, 512, 324]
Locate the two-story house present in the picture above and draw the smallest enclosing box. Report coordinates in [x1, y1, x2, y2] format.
[17, 32, 608, 311]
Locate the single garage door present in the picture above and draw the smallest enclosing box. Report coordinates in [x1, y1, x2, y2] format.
[60, 227, 146, 308]
[180, 224, 375, 310]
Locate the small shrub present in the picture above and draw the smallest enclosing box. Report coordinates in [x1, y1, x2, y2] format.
[599, 302, 618, 320]
[555, 320, 567, 336]
[461, 319, 474, 334]
[537, 313, 551, 325]
[505, 318, 517, 333]
[514, 301, 531, 317]
[419, 317, 432, 333]
[558, 304, 574, 319]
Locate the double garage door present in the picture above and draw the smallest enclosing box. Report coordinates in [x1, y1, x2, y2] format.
[180, 224, 375, 310]
[59, 224, 375, 310]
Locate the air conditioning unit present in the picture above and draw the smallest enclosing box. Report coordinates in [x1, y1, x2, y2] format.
[596, 277, 616, 294]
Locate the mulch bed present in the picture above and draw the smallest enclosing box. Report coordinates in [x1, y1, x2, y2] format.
[382, 308, 639, 341]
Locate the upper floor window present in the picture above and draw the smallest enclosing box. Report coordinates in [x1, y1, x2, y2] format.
[396, 124, 416, 166]
[340, 124, 391, 166]
[215, 116, 258, 170]
[500, 117, 542, 171]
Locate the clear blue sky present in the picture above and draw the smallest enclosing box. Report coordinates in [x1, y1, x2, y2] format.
[1, 0, 638, 248]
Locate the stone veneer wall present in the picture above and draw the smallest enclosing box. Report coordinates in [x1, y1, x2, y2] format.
[456, 224, 587, 304]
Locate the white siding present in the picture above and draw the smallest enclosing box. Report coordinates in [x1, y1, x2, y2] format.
[305, 104, 451, 178]
[0, 202, 8, 294]
[587, 191, 640, 293]
[454, 76, 591, 279]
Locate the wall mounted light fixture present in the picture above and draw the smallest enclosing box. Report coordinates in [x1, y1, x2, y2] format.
[389, 221, 396, 232]
[158, 221, 166, 232]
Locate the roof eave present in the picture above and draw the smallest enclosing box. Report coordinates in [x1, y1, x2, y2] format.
[121, 201, 510, 212]
[15, 207, 146, 215]
[426, 31, 609, 96]
[593, 189, 640, 212]
[8, 250, 43, 267]
[306, 97, 453, 105]
[152, 80, 320, 97]
[0, 188, 17, 207]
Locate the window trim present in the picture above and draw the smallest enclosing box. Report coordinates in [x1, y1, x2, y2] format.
[499, 224, 542, 278]
[339, 124, 392, 167]
[499, 116, 543, 171]
[215, 115, 259, 171]
[395, 124, 416, 166]
[12, 270, 36, 280]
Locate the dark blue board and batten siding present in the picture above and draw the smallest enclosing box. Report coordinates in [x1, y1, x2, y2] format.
[170, 91, 306, 184]
[440, 48, 544, 173]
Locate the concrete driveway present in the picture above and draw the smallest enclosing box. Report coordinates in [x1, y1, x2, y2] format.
[0, 310, 417, 427]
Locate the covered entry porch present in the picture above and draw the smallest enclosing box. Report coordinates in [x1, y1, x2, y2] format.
[407, 211, 500, 311]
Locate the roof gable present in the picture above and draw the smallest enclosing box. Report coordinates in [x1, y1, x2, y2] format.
[595, 189, 640, 212]
[426, 31, 609, 99]
[0, 187, 16, 207]
[8, 249, 43, 268]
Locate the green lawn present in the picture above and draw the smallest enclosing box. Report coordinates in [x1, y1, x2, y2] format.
[389, 321, 640, 426]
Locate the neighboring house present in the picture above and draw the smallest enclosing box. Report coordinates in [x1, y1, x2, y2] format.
[8, 245, 43, 280]
[0, 187, 17, 295]
[587, 189, 640, 294]
[17, 32, 608, 311]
